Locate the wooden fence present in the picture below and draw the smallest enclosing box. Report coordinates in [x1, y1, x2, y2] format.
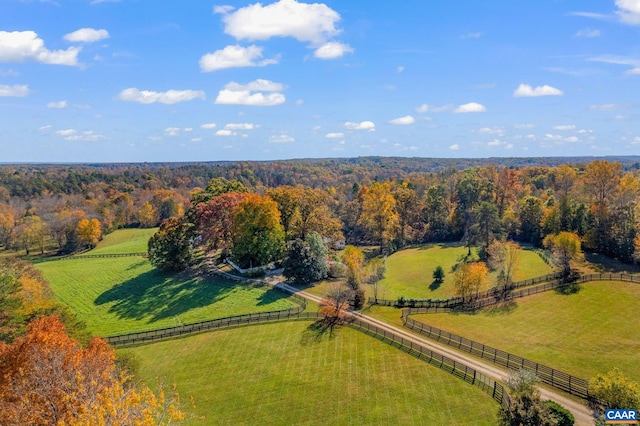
[401, 313, 590, 399]
[107, 304, 512, 410]
[40, 252, 148, 262]
[370, 271, 564, 308]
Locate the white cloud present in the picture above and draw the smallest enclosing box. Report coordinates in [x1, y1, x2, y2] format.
[164, 127, 180, 136]
[565, 136, 579, 143]
[487, 139, 501, 147]
[325, 132, 344, 138]
[216, 129, 234, 136]
[589, 104, 623, 111]
[222, 0, 342, 45]
[46, 100, 67, 108]
[270, 133, 295, 143]
[184, 127, 193, 132]
[191, 137, 203, 142]
[55, 129, 76, 137]
[215, 79, 285, 106]
[454, 102, 486, 113]
[117, 88, 205, 104]
[0, 31, 80, 66]
[389, 115, 415, 125]
[213, 5, 235, 14]
[627, 67, 640, 74]
[199, 45, 278, 72]
[415, 103, 452, 113]
[63, 28, 109, 43]
[616, 0, 640, 24]
[345, 121, 375, 131]
[225, 122, 257, 130]
[513, 84, 563, 97]
[514, 123, 535, 129]
[200, 123, 217, 129]
[573, 28, 601, 37]
[0, 84, 29, 97]
[0, 69, 19, 77]
[63, 130, 106, 142]
[477, 126, 505, 135]
[552, 124, 576, 131]
[397, 66, 404, 73]
[449, 144, 460, 150]
[313, 42, 353, 59]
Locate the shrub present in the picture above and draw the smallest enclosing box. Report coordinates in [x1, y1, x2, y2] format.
[245, 268, 266, 278]
[544, 401, 574, 426]
[396, 296, 405, 308]
[328, 262, 347, 279]
[432, 265, 445, 282]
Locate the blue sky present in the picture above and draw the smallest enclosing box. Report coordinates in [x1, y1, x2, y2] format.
[1, 0, 639, 162]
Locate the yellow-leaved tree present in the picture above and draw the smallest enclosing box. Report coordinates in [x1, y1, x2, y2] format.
[76, 218, 102, 248]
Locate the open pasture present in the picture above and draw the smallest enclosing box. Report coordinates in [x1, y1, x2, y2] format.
[88, 227, 158, 255]
[413, 280, 640, 382]
[121, 321, 498, 426]
[37, 256, 295, 336]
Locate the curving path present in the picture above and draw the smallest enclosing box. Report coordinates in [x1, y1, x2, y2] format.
[270, 279, 595, 426]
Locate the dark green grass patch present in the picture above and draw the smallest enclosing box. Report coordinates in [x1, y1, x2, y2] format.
[122, 321, 498, 425]
[37, 257, 294, 336]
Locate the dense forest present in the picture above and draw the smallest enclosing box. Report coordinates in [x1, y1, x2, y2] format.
[1, 156, 639, 264]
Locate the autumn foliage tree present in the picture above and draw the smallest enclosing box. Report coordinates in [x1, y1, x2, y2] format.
[488, 240, 522, 297]
[231, 194, 285, 268]
[148, 217, 194, 271]
[76, 217, 102, 248]
[358, 182, 399, 251]
[453, 262, 489, 305]
[543, 231, 582, 278]
[0, 316, 186, 425]
[194, 192, 247, 253]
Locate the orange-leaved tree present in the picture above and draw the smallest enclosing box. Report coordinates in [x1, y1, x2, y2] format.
[0, 316, 186, 425]
[76, 217, 102, 248]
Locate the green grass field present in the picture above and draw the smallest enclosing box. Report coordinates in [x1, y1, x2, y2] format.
[121, 321, 498, 425]
[37, 257, 295, 336]
[413, 280, 640, 382]
[88, 228, 158, 255]
[296, 244, 553, 301]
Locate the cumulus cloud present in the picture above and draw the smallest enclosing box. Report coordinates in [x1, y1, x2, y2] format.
[449, 144, 460, 150]
[63, 130, 107, 142]
[213, 5, 235, 14]
[616, 0, 640, 24]
[415, 103, 452, 113]
[513, 84, 563, 97]
[222, 0, 342, 44]
[216, 129, 235, 136]
[117, 88, 205, 104]
[215, 79, 285, 106]
[55, 129, 76, 137]
[389, 115, 415, 125]
[63, 28, 110, 43]
[477, 126, 505, 135]
[345, 121, 375, 131]
[200, 123, 217, 129]
[552, 124, 576, 131]
[454, 102, 486, 113]
[164, 127, 180, 136]
[0, 31, 80, 66]
[325, 132, 344, 138]
[199, 45, 278, 72]
[313, 41, 353, 59]
[0, 84, 29, 97]
[270, 133, 295, 143]
[47, 100, 67, 108]
[225, 122, 257, 130]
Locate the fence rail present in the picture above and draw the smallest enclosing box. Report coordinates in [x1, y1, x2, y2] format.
[401, 313, 590, 399]
[40, 252, 148, 262]
[370, 272, 563, 308]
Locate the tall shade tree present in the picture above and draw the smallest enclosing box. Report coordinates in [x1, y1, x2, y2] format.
[393, 184, 421, 247]
[342, 245, 365, 290]
[0, 205, 17, 249]
[282, 232, 329, 284]
[583, 160, 622, 205]
[148, 217, 194, 271]
[518, 196, 544, 246]
[194, 192, 247, 252]
[498, 369, 556, 426]
[76, 218, 102, 248]
[16, 215, 48, 255]
[589, 368, 640, 413]
[358, 182, 399, 251]
[543, 231, 582, 278]
[0, 316, 185, 425]
[231, 193, 285, 269]
[137, 201, 159, 228]
[487, 241, 522, 297]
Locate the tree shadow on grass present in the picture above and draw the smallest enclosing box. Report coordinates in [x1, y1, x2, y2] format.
[94, 270, 238, 323]
[299, 320, 338, 345]
[555, 282, 581, 295]
[484, 301, 517, 316]
[255, 286, 295, 306]
[429, 280, 442, 291]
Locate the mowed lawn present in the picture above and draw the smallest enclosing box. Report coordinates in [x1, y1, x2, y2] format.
[122, 321, 498, 426]
[413, 280, 640, 382]
[88, 228, 158, 255]
[37, 257, 295, 336]
[297, 244, 553, 301]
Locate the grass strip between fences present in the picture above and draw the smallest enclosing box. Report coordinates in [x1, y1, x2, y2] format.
[107, 306, 512, 410]
[398, 272, 640, 401]
[39, 252, 148, 262]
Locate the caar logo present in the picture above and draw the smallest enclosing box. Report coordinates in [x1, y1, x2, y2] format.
[605, 409, 638, 425]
